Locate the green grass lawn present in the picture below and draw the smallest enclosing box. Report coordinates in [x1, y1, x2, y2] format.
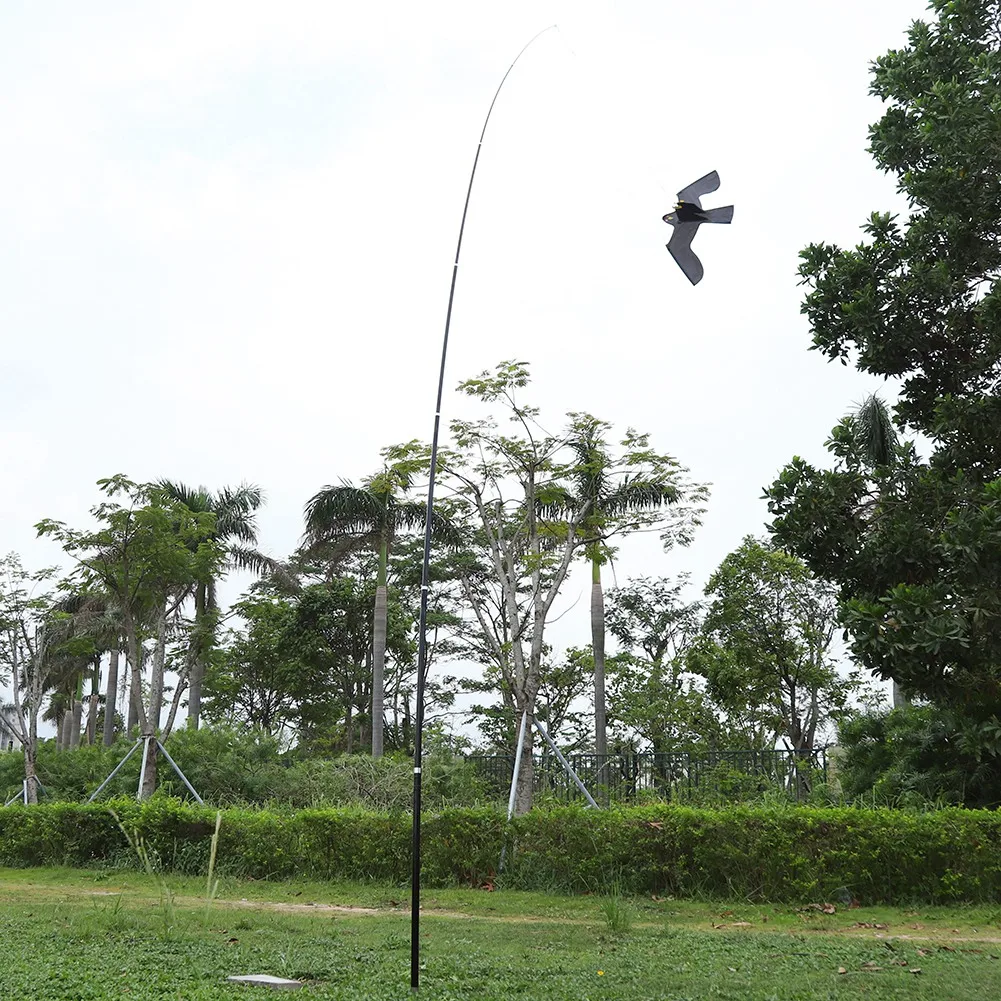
[0, 869, 999, 999]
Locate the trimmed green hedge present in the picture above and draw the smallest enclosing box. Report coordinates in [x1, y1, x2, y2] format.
[0, 800, 998, 904]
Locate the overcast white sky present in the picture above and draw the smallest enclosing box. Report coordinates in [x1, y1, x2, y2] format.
[1, 1, 928, 682]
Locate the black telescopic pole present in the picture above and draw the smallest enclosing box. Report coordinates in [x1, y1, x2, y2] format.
[409, 26, 556, 993]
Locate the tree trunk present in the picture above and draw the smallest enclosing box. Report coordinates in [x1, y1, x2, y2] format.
[513, 710, 535, 816]
[126, 602, 163, 800]
[23, 745, 39, 805]
[125, 645, 140, 735]
[591, 559, 607, 757]
[69, 689, 83, 749]
[372, 583, 387, 759]
[187, 583, 207, 730]
[163, 669, 189, 741]
[59, 708, 73, 751]
[85, 656, 100, 745]
[512, 636, 542, 816]
[85, 695, 99, 745]
[103, 647, 120, 746]
[402, 690, 412, 751]
[11, 645, 39, 803]
[124, 611, 150, 736]
[892, 680, 909, 709]
[148, 604, 169, 735]
[126, 666, 139, 734]
[139, 737, 158, 800]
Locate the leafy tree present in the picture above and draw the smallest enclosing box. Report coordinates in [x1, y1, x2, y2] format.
[398, 361, 701, 810]
[604, 576, 725, 752]
[304, 466, 455, 758]
[606, 576, 703, 668]
[836, 703, 1001, 808]
[41, 589, 121, 749]
[390, 362, 596, 812]
[36, 476, 224, 797]
[0, 554, 58, 803]
[384, 535, 467, 744]
[453, 646, 593, 753]
[766, 1, 1001, 790]
[158, 481, 267, 730]
[557, 418, 708, 756]
[202, 596, 316, 737]
[285, 577, 414, 754]
[693, 538, 861, 757]
[848, 393, 910, 710]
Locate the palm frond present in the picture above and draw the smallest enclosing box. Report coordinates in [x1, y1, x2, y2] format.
[214, 483, 264, 543]
[158, 480, 263, 544]
[534, 484, 577, 520]
[227, 546, 282, 579]
[245, 556, 304, 596]
[304, 483, 387, 540]
[565, 415, 613, 502]
[428, 508, 465, 548]
[853, 393, 898, 468]
[158, 480, 212, 513]
[600, 477, 681, 516]
[388, 499, 429, 532]
[297, 533, 378, 570]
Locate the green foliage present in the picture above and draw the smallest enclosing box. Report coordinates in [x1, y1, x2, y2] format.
[767, 0, 1001, 800]
[693, 537, 862, 754]
[504, 803, 1001, 903]
[36, 476, 224, 620]
[8, 872, 1000, 1001]
[0, 739, 128, 802]
[453, 647, 593, 752]
[286, 577, 415, 752]
[559, 413, 708, 564]
[259, 751, 489, 812]
[837, 704, 1001, 808]
[0, 727, 488, 810]
[0, 553, 59, 787]
[1, 801, 1000, 904]
[605, 576, 728, 752]
[599, 881, 632, 934]
[415, 360, 710, 807]
[201, 597, 312, 735]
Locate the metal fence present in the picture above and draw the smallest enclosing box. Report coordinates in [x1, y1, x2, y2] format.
[467, 748, 829, 806]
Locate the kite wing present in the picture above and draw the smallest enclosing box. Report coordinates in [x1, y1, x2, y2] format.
[676, 170, 720, 209]
[667, 223, 704, 285]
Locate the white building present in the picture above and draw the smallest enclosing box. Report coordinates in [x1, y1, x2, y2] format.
[0, 709, 22, 753]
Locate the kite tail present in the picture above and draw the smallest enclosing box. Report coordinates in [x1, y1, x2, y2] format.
[703, 205, 734, 224]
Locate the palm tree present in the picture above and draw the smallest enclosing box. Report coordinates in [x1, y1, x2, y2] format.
[563, 418, 687, 757]
[852, 393, 898, 468]
[849, 393, 908, 708]
[42, 589, 120, 748]
[158, 481, 267, 728]
[304, 466, 458, 757]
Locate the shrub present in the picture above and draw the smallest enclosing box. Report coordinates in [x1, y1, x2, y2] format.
[0, 801, 999, 904]
[0, 730, 489, 810]
[837, 706, 1001, 808]
[504, 803, 1001, 902]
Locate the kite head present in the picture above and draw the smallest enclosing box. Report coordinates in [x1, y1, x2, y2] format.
[663, 200, 685, 225]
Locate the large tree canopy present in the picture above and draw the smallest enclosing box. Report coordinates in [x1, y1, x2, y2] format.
[767, 2, 1001, 755]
